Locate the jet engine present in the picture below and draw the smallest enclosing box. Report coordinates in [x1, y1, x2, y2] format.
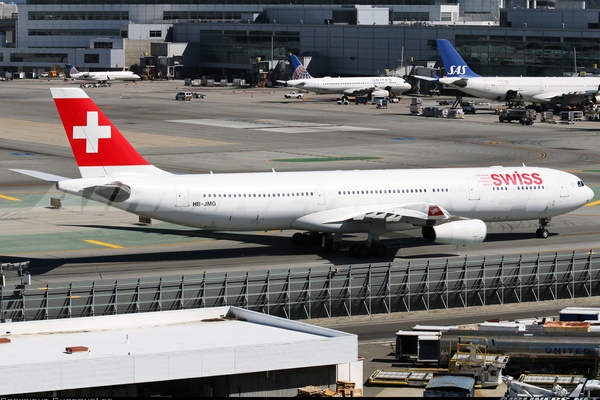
[372, 89, 389, 98]
[422, 219, 487, 245]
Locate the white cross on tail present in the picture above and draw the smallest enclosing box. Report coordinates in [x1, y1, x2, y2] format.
[73, 111, 111, 153]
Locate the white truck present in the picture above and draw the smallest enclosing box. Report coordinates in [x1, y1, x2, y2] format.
[284, 91, 304, 99]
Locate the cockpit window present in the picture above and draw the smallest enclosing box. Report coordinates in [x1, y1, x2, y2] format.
[578, 181, 586, 187]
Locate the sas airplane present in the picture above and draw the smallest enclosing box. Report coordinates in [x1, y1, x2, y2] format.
[433, 39, 600, 108]
[10, 88, 594, 258]
[65, 64, 141, 83]
[281, 54, 412, 99]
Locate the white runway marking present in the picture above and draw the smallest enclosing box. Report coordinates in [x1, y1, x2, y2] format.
[168, 118, 385, 133]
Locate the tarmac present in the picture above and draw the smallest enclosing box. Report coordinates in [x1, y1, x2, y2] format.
[2, 78, 600, 397]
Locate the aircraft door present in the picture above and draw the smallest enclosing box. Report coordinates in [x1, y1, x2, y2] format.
[175, 184, 189, 207]
[317, 186, 326, 205]
[467, 179, 480, 200]
[558, 177, 569, 197]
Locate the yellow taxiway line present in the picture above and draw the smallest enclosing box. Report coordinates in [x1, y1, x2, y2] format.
[84, 239, 124, 249]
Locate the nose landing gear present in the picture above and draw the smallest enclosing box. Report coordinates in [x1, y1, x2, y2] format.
[536, 218, 551, 238]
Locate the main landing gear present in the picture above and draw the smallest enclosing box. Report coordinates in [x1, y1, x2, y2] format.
[536, 218, 551, 239]
[291, 232, 388, 258]
[348, 241, 387, 258]
[292, 232, 340, 252]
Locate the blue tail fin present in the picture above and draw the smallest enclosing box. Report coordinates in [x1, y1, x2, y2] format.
[288, 54, 313, 79]
[436, 39, 480, 78]
[64, 63, 78, 77]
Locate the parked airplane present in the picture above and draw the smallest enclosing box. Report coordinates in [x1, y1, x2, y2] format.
[280, 54, 412, 98]
[65, 64, 141, 83]
[432, 39, 600, 108]
[11, 88, 594, 257]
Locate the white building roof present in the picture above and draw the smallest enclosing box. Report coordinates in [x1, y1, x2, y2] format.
[0, 307, 358, 395]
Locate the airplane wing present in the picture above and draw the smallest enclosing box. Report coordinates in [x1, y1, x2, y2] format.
[530, 89, 599, 104]
[438, 77, 469, 88]
[353, 203, 449, 225]
[343, 87, 377, 96]
[412, 75, 440, 82]
[292, 202, 453, 231]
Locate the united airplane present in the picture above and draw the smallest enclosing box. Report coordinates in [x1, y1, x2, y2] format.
[65, 64, 141, 83]
[281, 54, 412, 98]
[10, 88, 594, 257]
[434, 39, 600, 108]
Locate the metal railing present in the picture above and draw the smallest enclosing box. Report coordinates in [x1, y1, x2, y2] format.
[0, 250, 597, 322]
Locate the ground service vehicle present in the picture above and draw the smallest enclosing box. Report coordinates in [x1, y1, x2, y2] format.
[175, 91, 193, 101]
[499, 108, 537, 124]
[460, 102, 476, 114]
[284, 91, 304, 99]
[424, 374, 475, 397]
[396, 319, 600, 377]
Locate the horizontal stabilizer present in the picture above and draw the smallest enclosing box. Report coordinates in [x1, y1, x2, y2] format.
[10, 169, 69, 182]
[412, 75, 439, 82]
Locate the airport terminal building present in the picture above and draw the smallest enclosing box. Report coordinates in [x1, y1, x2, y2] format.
[0, 0, 599, 84]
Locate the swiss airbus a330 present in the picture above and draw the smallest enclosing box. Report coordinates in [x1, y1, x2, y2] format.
[11, 88, 594, 258]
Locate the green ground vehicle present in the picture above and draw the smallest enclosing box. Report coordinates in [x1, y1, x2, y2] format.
[499, 108, 537, 124]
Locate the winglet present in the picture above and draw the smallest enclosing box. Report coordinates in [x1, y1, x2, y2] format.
[289, 54, 313, 80]
[50, 87, 170, 179]
[436, 39, 481, 78]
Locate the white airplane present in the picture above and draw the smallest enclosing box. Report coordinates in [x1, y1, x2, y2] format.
[65, 64, 141, 83]
[432, 39, 600, 107]
[280, 54, 412, 99]
[10, 88, 594, 258]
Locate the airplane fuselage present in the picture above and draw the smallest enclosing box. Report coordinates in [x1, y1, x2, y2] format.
[439, 76, 600, 105]
[287, 76, 411, 95]
[71, 71, 141, 82]
[58, 166, 592, 233]
[12, 86, 594, 256]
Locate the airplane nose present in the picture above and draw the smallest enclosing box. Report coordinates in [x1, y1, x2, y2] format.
[586, 185, 595, 203]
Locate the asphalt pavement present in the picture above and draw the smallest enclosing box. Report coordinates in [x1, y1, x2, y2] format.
[1, 79, 600, 397]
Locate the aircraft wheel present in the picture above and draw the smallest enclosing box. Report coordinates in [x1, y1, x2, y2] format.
[370, 243, 388, 257]
[356, 244, 370, 258]
[349, 243, 360, 257]
[292, 232, 305, 246]
[324, 241, 340, 252]
[536, 228, 549, 239]
[308, 232, 324, 245]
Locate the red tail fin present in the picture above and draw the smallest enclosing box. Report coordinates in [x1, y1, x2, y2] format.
[51, 87, 168, 178]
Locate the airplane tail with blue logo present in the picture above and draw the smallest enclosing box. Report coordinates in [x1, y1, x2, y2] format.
[289, 54, 313, 80]
[436, 39, 480, 78]
[65, 63, 79, 78]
